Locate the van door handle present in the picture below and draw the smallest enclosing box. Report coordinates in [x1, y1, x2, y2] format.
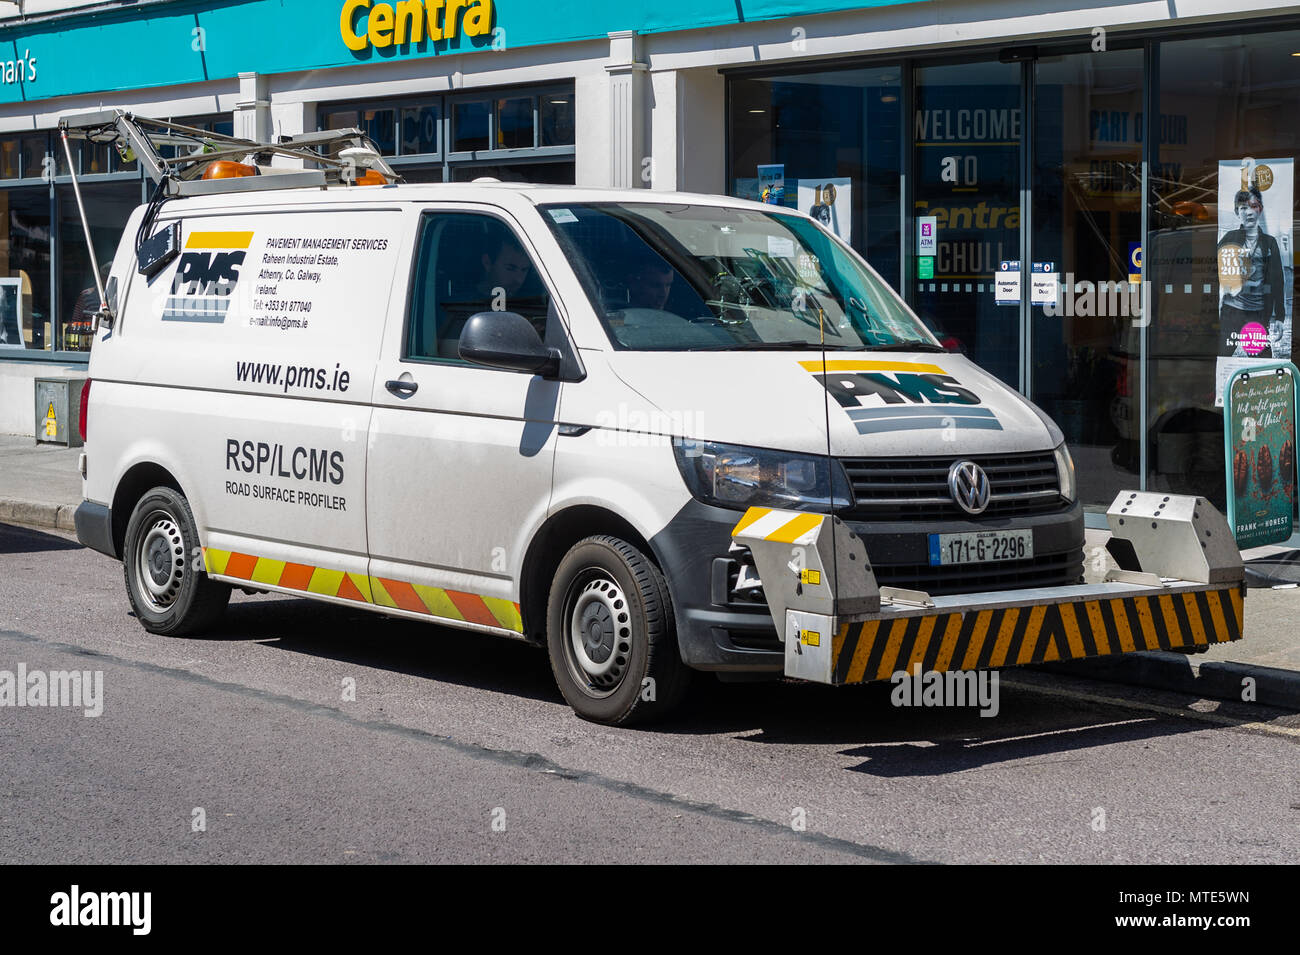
[385, 379, 418, 398]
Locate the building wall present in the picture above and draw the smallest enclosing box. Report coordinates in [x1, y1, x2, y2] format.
[3, 0, 1300, 440]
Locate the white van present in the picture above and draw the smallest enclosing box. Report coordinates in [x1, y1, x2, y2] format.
[72, 153, 1082, 724]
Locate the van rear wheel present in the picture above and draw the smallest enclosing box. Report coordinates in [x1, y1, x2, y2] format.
[546, 535, 689, 725]
[123, 487, 230, 636]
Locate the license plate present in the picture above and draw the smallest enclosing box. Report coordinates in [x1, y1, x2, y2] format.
[928, 530, 1033, 566]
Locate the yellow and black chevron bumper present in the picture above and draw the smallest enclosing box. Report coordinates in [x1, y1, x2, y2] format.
[830, 583, 1244, 685]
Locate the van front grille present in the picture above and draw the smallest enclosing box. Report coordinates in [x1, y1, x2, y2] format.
[841, 451, 1063, 520]
[874, 550, 1084, 596]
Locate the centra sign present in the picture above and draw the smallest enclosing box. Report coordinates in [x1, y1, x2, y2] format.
[340, 0, 494, 50]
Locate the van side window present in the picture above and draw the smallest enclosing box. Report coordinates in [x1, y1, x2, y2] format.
[406, 213, 552, 362]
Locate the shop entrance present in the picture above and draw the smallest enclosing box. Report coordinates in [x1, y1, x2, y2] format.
[909, 53, 1145, 506]
[911, 60, 1023, 389]
[1030, 49, 1145, 505]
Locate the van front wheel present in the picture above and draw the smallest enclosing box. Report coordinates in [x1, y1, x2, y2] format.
[546, 535, 689, 725]
[123, 487, 230, 636]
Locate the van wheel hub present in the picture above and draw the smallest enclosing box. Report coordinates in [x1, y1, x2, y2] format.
[567, 575, 632, 692]
[136, 516, 185, 610]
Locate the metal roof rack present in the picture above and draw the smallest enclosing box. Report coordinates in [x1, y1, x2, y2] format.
[56, 110, 404, 333]
[57, 108, 402, 197]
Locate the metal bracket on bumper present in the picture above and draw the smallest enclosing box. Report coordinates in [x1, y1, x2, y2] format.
[731, 492, 1246, 686]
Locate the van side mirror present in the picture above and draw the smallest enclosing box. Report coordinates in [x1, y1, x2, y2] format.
[459, 311, 562, 379]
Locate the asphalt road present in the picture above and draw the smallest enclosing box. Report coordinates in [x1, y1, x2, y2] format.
[2, 520, 1298, 864]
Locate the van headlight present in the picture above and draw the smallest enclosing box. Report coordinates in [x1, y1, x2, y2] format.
[1054, 442, 1077, 502]
[672, 438, 854, 512]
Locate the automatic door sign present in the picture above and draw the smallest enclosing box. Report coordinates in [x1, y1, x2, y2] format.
[1030, 262, 1058, 307]
[995, 260, 1020, 306]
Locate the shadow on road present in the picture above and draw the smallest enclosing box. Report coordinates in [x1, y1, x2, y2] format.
[0, 522, 82, 554]
[182, 590, 1279, 779]
[215, 594, 560, 706]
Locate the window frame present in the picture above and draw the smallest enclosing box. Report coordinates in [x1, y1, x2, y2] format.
[317, 83, 575, 184]
[399, 205, 571, 369]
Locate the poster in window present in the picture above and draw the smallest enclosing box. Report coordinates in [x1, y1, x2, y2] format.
[1226, 366, 1297, 548]
[1216, 158, 1293, 362]
[756, 164, 785, 205]
[0, 278, 23, 348]
[797, 178, 852, 243]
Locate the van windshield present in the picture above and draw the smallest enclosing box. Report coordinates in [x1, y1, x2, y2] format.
[541, 202, 939, 351]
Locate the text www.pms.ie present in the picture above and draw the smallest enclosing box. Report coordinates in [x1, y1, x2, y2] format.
[235, 359, 351, 394]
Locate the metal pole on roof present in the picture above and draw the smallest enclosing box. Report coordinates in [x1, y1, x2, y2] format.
[60, 128, 110, 321]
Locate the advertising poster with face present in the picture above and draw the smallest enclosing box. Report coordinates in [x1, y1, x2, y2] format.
[1217, 158, 1293, 356]
[797, 178, 852, 243]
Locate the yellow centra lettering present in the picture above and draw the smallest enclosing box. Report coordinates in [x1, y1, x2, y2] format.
[444, 0, 467, 38]
[340, 0, 370, 51]
[342, 0, 488, 49]
[425, 0, 445, 40]
[368, 2, 395, 46]
[395, 0, 424, 43]
[463, 0, 492, 37]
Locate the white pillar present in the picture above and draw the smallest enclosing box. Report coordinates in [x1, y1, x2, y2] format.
[650, 68, 725, 195]
[605, 31, 649, 189]
[234, 72, 271, 142]
[264, 99, 313, 168]
[574, 71, 607, 187]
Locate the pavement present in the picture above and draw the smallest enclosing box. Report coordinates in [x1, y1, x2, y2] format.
[0, 434, 81, 532]
[2, 432, 1298, 709]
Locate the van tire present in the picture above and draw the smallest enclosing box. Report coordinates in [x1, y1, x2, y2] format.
[546, 535, 690, 725]
[122, 487, 230, 636]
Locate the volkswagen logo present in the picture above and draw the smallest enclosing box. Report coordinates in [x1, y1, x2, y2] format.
[948, 460, 992, 515]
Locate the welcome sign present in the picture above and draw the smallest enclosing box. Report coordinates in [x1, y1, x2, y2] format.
[1225, 364, 1298, 548]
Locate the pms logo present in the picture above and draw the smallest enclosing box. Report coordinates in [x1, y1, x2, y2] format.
[801, 359, 1002, 434]
[162, 231, 252, 323]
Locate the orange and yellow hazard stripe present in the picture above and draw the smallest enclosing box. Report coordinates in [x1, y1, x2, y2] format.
[829, 584, 1244, 685]
[731, 506, 826, 546]
[203, 547, 522, 633]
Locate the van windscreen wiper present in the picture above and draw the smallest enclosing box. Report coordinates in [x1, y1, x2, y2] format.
[722, 341, 866, 351]
[864, 341, 947, 352]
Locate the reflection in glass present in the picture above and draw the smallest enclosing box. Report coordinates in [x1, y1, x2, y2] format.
[497, 97, 534, 149]
[1149, 29, 1300, 508]
[0, 139, 18, 180]
[540, 94, 575, 146]
[912, 60, 1022, 386]
[58, 183, 136, 352]
[729, 67, 901, 291]
[1032, 49, 1144, 506]
[400, 104, 439, 155]
[0, 187, 52, 351]
[323, 109, 360, 130]
[450, 162, 574, 184]
[359, 109, 395, 155]
[453, 101, 490, 152]
[22, 135, 48, 179]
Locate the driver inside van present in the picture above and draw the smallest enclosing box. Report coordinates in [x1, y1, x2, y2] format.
[625, 259, 675, 311]
[428, 227, 546, 360]
[475, 235, 532, 307]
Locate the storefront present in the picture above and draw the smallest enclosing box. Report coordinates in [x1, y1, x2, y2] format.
[728, 23, 1300, 517]
[2, 0, 1298, 524]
